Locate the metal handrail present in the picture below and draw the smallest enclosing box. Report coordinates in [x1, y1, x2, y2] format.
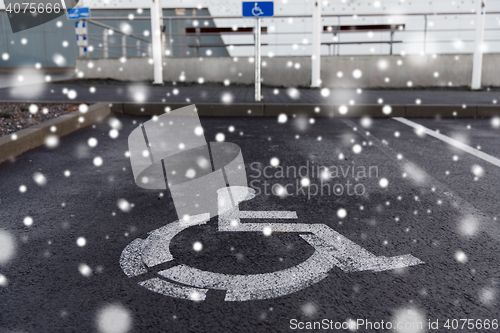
[84, 19, 153, 59]
[87, 19, 151, 43]
[159, 27, 500, 37]
[88, 47, 123, 56]
[82, 10, 500, 59]
[184, 41, 401, 47]
[88, 37, 149, 49]
[86, 11, 500, 20]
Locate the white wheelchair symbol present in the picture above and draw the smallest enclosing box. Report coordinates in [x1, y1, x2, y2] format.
[120, 186, 424, 302]
[120, 105, 424, 302]
[252, 2, 264, 16]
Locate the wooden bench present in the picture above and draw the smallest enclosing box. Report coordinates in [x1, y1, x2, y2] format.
[323, 24, 405, 54]
[185, 27, 267, 35]
[323, 24, 405, 33]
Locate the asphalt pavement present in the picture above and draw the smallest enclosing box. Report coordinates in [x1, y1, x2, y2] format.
[1, 80, 500, 105]
[0, 113, 500, 332]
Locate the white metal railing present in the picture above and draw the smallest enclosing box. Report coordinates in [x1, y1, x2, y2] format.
[80, 6, 495, 94]
[82, 10, 500, 59]
[84, 19, 152, 59]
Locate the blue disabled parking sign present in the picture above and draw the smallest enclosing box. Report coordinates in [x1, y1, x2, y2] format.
[67, 7, 91, 20]
[242, 2, 274, 17]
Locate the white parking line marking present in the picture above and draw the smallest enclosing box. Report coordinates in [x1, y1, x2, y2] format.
[156, 186, 422, 302]
[140, 213, 210, 268]
[393, 117, 500, 168]
[239, 211, 298, 219]
[139, 278, 208, 301]
[121, 185, 423, 301]
[343, 119, 500, 243]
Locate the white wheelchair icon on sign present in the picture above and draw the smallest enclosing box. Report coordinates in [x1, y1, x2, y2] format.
[252, 3, 264, 16]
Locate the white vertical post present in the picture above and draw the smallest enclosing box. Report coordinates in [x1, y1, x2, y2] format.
[160, 19, 166, 57]
[103, 30, 108, 58]
[423, 15, 428, 54]
[168, 18, 172, 56]
[471, 0, 486, 90]
[78, 20, 84, 57]
[150, 0, 163, 84]
[137, 40, 141, 56]
[122, 35, 127, 57]
[161, 32, 167, 56]
[311, 0, 322, 87]
[254, 17, 261, 102]
[75, 19, 88, 58]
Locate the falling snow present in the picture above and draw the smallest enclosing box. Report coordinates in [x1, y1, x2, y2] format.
[109, 129, 119, 139]
[79, 104, 89, 114]
[300, 178, 310, 187]
[76, 237, 87, 247]
[457, 215, 480, 237]
[471, 164, 484, 178]
[0, 229, 16, 265]
[360, 117, 372, 128]
[339, 105, 348, 115]
[28, 104, 38, 114]
[277, 114, 288, 123]
[492, 117, 500, 128]
[379, 178, 389, 188]
[287, 88, 300, 99]
[67, 90, 77, 99]
[301, 302, 318, 317]
[87, 138, 97, 148]
[23, 216, 33, 227]
[45, 135, 59, 148]
[96, 304, 132, 333]
[392, 307, 426, 333]
[215, 133, 225, 142]
[79, 263, 92, 277]
[352, 69, 362, 79]
[33, 172, 47, 186]
[0, 274, 7, 287]
[382, 105, 392, 115]
[117, 199, 131, 212]
[93, 157, 103, 167]
[455, 250, 468, 263]
[193, 242, 203, 251]
[221, 93, 233, 104]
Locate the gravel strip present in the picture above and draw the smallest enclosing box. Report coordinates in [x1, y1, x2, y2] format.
[0, 103, 86, 137]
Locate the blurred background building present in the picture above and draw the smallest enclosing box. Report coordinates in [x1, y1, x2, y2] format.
[0, 0, 499, 67]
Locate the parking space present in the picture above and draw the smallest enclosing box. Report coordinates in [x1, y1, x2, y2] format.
[0, 114, 499, 332]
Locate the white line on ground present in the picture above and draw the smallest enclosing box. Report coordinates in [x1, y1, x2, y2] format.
[121, 185, 423, 302]
[393, 117, 500, 168]
[239, 211, 298, 219]
[343, 118, 500, 243]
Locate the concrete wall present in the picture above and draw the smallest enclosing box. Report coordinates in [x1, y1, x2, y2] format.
[76, 53, 500, 88]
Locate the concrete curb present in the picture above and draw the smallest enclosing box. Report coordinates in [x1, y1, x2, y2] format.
[113, 102, 265, 116]
[0, 102, 111, 164]
[112, 102, 499, 118]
